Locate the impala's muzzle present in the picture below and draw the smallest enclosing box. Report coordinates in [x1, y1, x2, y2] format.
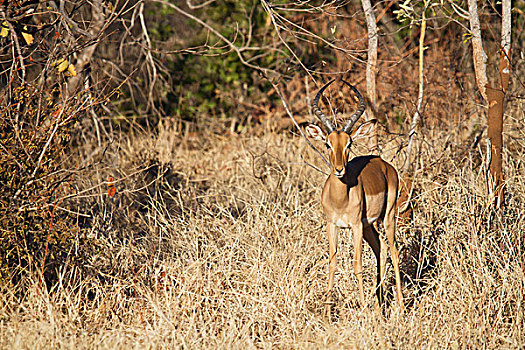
[334, 167, 345, 178]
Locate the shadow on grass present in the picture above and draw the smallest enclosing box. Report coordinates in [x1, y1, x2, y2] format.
[397, 224, 444, 310]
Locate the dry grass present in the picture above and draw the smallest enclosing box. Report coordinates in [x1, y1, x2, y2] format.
[1, 111, 524, 348]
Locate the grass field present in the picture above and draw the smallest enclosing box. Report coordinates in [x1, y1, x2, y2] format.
[1, 112, 524, 348]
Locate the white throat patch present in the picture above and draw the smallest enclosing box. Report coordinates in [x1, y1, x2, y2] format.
[335, 219, 348, 228]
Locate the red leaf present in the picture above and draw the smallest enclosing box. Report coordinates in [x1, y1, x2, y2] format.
[107, 176, 116, 197]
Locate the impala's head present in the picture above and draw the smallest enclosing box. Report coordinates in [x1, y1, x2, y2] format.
[305, 79, 375, 178]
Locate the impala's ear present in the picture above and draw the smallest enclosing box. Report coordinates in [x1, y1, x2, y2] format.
[305, 124, 326, 141]
[351, 119, 377, 140]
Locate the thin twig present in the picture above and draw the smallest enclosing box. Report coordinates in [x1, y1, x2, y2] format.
[269, 79, 330, 168]
[404, 6, 427, 174]
[186, 0, 216, 9]
[138, 2, 158, 113]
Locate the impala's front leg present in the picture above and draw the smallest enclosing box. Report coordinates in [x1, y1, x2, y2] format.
[325, 222, 338, 317]
[352, 221, 366, 307]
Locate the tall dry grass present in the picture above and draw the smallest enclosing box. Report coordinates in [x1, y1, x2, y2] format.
[1, 107, 524, 348]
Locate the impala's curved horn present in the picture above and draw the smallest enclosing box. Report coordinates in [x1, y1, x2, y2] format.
[341, 80, 366, 134]
[312, 79, 336, 133]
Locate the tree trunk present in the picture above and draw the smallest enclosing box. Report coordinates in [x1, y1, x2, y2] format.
[467, 0, 488, 101]
[500, 0, 511, 92]
[361, 0, 378, 151]
[487, 0, 511, 208]
[468, 0, 511, 209]
[486, 86, 504, 207]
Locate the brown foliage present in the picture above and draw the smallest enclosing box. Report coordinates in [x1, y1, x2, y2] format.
[0, 85, 84, 284]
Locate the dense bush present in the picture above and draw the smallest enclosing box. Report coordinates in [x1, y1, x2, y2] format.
[0, 86, 84, 285]
[146, 0, 278, 127]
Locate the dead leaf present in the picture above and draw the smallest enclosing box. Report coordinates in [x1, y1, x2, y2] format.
[68, 64, 77, 77]
[21, 26, 33, 45]
[0, 22, 8, 37]
[56, 58, 68, 73]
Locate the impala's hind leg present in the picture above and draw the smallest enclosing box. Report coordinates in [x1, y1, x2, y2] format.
[384, 194, 404, 308]
[363, 224, 386, 308]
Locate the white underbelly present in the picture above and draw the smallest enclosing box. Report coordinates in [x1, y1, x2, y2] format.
[332, 215, 379, 228]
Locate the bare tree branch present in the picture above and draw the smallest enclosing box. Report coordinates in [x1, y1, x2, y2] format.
[0, 8, 26, 82]
[148, 0, 276, 76]
[404, 3, 427, 174]
[269, 79, 330, 168]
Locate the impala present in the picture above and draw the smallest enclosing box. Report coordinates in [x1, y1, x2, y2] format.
[305, 78, 404, 312]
